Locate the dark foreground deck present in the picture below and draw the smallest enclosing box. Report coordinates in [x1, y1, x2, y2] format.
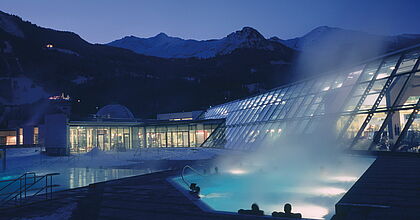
[333, 155, 420, 220]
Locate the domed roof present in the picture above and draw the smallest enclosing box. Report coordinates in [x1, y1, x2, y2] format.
[96, 104, 134, 119]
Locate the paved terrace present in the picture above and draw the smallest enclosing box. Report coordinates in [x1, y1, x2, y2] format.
[334, 155, 420, 220]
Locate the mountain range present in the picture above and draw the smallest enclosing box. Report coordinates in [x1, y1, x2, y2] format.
[108, 27, 291, 58]
[108, 26, 420, 59]
[1, 9, 420, 121]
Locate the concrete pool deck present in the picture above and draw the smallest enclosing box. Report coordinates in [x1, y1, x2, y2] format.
[1, 156, 419, 220]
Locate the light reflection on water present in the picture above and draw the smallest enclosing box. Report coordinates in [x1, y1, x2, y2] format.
[174, 156, 374, 219]
[61, 168, 146, 190]
[0, 168, 147, 195]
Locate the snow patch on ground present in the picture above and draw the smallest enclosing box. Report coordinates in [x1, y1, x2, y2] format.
[0, 77, 50, 105]
[48, 47, 80, 56]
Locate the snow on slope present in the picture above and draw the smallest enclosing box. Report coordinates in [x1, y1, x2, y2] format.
[109, 25, 420, 59]
[271, 26, 412, 51]
[108, 27, 283, 58]
[0, 11, 24, 38]
[0, 77, 50, 105]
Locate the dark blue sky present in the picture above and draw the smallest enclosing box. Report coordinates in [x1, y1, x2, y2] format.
[2, 0, 420, 43]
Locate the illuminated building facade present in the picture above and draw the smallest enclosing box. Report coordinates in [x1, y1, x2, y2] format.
[201, 45, 420, 153]
[68, 120, 220, 153]
[67, 106, 220, 153]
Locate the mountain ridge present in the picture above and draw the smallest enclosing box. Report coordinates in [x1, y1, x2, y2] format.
[110, 25, 420, 59]
[108, 26, 292, 58]
[0, 10, 295, 118]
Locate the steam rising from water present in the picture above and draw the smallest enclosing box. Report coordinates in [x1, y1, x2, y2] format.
[293, 27, 390, 79]
[206, 33, 389, 217]
[205, 114, 375, 219]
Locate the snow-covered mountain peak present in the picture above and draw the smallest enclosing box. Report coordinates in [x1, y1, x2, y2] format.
[226, 27, 265, 42]
[108, 27, 290, 58]
[281, 26, 393, 50]
[310, 25, 336, 32]
[269, 36, 281, 41]
[147, 32, 172, 41]
[155, 32, 169, 38]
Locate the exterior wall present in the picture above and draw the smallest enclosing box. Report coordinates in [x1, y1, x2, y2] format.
[45, 114, 68, 155]
[23, 125, 34, 145]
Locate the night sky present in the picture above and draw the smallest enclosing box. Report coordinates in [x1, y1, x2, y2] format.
[1, 0, 420, 44]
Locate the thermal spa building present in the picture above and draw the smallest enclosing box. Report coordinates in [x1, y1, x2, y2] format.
[0, 104, 220, 155]
[68, 107, 220, 153]
[1, 45, 419, 155]
[200, 45, 420, 153]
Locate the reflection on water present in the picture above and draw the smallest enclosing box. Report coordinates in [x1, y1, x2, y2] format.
[287, 204, 329, 220]
[0, 168, 147, 197]
[309, 187, 347, 197]
[174, 156, 374, 219]
[326, 176, 358, 182]
[227, 168, 248, 175]
[60, 168, 146, 190]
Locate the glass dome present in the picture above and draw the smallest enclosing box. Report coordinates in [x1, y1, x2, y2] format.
[96, 104, 134, 119]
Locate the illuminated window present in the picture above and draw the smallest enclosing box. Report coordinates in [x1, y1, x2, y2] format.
[0, 130, 17, 145]
[19, 128, 23, 145]
[33, 127, 39, 144]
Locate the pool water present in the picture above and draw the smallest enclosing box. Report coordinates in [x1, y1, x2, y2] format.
[173, 156, 375, 219]
[0, 168, 150, 199]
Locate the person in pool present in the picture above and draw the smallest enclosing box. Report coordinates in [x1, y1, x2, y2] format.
[238, 203, 264, 216]
[190, 183, 200, 195]
[272, 203, 302, 218]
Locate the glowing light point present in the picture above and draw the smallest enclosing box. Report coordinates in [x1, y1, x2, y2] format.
[228, 169, 248, 175]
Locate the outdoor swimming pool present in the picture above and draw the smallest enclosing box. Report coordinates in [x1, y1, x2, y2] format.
[0, 167, 151, 200]
[173, 156, 375, 219]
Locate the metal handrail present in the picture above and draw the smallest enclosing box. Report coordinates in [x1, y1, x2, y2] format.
[0, 172, 35, 194]
[0, 172, 60, 207]
[181, 165, 205, 188]
[8, 173, 58, 201]
[0, 173, 36, 204]
[0, 173, 36, 184]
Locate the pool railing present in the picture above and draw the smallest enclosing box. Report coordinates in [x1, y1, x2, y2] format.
[0, 172, 60, 208]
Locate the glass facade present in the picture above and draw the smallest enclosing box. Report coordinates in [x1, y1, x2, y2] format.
[201, 46, 420, 153]
[68, 121, 219, 153]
